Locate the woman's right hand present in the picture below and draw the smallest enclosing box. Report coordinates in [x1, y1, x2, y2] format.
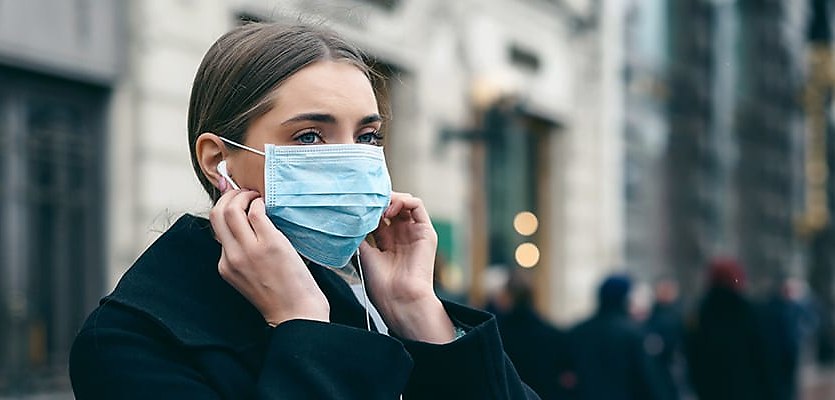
[209, 189, 330, 326]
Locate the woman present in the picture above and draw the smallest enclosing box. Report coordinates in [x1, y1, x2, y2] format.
[69, 23, 538, 399]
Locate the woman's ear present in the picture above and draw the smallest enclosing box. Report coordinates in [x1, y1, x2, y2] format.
[195, 133, 226, 191]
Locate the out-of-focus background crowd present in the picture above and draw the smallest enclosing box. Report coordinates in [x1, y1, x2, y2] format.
[1, 0, 834, 398]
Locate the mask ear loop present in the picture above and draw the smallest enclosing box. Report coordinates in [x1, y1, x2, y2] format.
[218, 136, 266, 156]
[355, 247, 372, 332]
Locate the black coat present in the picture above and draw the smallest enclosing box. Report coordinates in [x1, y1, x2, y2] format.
[757, 295, 801, 400]
[498, 305, 576, 400]
[69, 214, 538, 399]
[568, 309, 666, 400]
[643, 303, 684, 400]
[685, 287, 778, 400]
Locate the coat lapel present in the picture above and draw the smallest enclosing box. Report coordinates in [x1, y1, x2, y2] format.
[105, 214, 375, 350]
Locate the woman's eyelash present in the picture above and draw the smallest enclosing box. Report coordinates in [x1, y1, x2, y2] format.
[294, 129, 321, 137]
[358, 131, 384, 144]
[293, 129, 323, 142]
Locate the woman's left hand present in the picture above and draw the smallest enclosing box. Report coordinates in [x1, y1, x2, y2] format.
[359, 192, 456, 344]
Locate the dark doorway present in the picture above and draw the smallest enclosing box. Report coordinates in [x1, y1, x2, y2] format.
[0, 67, 107, 395]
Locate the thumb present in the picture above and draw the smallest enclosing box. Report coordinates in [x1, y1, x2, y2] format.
[359, 241, 384, 269]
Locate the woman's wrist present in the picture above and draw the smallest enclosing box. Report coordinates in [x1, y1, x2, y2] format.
[385, 296, 456, 344]
[263, 301, 331, 327]
[265, 314, 330, 327]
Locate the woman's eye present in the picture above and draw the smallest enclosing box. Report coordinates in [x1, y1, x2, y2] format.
[357, 131, 383, 146]
[296, 131, 322, 145]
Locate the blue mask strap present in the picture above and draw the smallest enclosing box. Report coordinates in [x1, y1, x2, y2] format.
[218, 136, 266, 156]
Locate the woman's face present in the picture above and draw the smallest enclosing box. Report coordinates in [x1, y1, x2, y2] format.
[225, 60, 382, 195]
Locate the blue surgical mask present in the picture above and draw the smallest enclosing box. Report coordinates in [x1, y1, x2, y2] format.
[218, 137, 391, 268]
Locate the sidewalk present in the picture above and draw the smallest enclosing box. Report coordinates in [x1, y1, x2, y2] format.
[802, 364, 835, 400]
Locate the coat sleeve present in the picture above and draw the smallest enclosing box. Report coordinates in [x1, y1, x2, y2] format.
[398, 301, 541, 400]
[70, 303, 414, 399]
[69, 304, 226, 400]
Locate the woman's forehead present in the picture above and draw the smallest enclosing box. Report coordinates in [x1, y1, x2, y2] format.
[270, 61, 378, 116]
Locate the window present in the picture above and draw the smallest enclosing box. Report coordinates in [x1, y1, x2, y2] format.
[0, 67, 105, 395]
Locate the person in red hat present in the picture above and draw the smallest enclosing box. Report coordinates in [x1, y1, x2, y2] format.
[685, 258, 778, 400]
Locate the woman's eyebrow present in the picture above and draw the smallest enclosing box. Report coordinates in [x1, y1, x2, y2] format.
[359, 114, 382, 125]
[281, 113, 337, 126]
[279, 113, 381, 126]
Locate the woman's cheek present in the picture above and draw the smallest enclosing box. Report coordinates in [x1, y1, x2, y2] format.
[236, 157, 266, 194]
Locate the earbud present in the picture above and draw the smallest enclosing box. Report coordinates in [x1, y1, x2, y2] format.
[216, 160, 241, 190]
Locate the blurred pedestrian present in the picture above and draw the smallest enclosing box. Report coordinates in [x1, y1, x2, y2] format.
[497, 269, 577, 399]
[643, 277, 684, 400]
[569, 274, 667, 400]
[69, 22, 540, 399]
[757, 276, 805, 400]
[685, 258, 778, 400]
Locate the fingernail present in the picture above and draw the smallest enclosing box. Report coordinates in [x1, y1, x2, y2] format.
[218, 178, 228, 193]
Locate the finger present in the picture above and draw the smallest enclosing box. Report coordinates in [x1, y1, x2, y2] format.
[247, 197, 282, 242]
[214, 185, 238, 210]
[378, 216, 392, 227]
[391, 196, 430, 224]
[358, 241, 385, 298]
[210, 189, 242, 248]
[224, 190, 261, 244]
[358, 240, 374, 256]
[385, 192, 412, 218]
[218, 250, 243, 285]
[385, 200, 402, 219]
[405, 197, 431, 224]
[218, 176, 229, 194]
[370, 224, 393, 252]
[217, 249, 232, 279]
[358, 241, 383, 269]
[392, 207, 415, 223]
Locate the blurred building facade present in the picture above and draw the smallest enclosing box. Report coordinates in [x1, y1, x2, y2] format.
[806, 0, 835, 365]
[664, 0, 808, 294]
[622, 0, 669, 280]
[0, 1, 119, 396]
[0, 0, 626, 396]
[625, 0, 812, 292]
[625, 0, 835, 363]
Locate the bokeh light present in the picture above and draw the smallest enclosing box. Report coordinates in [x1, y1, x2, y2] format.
[515, 242, 540, 268]
[513, 211, 538, 236]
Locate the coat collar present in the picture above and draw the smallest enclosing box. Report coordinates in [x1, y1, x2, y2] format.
[105, 214, 373, 349]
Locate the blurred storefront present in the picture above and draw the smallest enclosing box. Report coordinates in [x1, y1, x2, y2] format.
[0, 1, 120, 396]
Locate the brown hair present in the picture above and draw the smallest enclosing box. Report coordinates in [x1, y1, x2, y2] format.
[188, 23, 372, 201]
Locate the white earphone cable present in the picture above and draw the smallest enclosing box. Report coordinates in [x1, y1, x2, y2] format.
[355, 248, 372, 332]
